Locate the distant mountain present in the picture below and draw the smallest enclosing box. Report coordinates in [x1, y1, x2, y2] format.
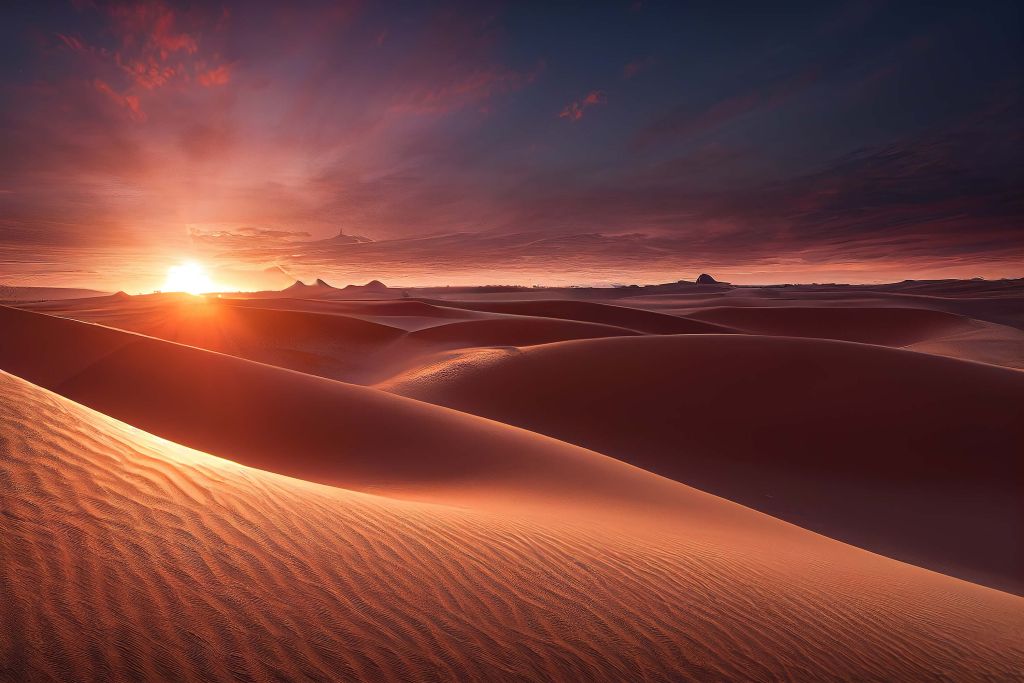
[343, 279, 388, 291]
[281, 278, 337, 295]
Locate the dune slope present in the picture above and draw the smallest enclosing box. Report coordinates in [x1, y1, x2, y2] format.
[381, 334, 1024, 594]
[17, 296, 408, 384]
[419, 298, 736, 334]
[14, 297, 652, 383]
[684, 305, 1024, 366]
[0, 305, 727, 511]
[3, 371, 1024, 681]
[403, 316, 640, 348]
[686, 306, 971, 345]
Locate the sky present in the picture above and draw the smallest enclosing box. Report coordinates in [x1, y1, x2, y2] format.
[1, 0, 1021, 291]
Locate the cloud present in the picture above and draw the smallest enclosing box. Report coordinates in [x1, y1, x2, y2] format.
[56, 33, 87, 52]
[104, 2, 204, 89]
[391, 66, 529, 115]
[197, 64, 232, 87]
[189, 226, 313, 250]
[559, 90, 607, 122]
[107, 2, 198, 59]
[54, 0, 232, 98]
[633, 67, 818, 148]
[93, 79, 146, 121]
[381, 11, 544, 116]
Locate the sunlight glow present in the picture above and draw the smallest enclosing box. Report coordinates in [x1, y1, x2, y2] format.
[162, 261, 218, 295]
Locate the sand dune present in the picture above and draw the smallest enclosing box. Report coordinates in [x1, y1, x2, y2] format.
[381, 334, 1024, 594]
[13, 297, 647, 383]
[624, 282, 1024, 330]
[686, 306, 972, 346]
[403, 316, 640, 348]
[420, 298, 1023, 367]
[907, 322, 1024, 369]
[5, 284, 1024, 680]
[0, 284, 109, 302]
[16, 296, 411, 384]
[4, 370, 1024, 680]
[0, 304, 706, 510]
[22, 287, 1023, 374]
[418, 298, 736, 334]
[877, 277, 1024, 297]
[25, 292, 410, 335]
[684, 305, 1024, 366]
[223, 296, 493, 331]
[6, 303, 1019, 589]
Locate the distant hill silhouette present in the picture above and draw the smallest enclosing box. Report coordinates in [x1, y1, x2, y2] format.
[344, 279, 388, 291]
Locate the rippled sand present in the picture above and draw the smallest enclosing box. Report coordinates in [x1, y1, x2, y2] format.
[3, 371, 1023, 681]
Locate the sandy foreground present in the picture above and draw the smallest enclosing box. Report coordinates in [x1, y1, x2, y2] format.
[2, 279, 1023, 680]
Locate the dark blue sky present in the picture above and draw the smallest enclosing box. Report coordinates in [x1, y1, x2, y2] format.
[1, 0, 1021, 288]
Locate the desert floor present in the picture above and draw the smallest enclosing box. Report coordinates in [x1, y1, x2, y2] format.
[2, 278, 1022, 681]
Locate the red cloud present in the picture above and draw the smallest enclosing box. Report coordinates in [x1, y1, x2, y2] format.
[56, 33, 86, 52]
[93, 79, 146, 122]
[197, 64, 232, 87]
[559, 90, 607, 121]
[100, 1, 230, 90]
[108, 2, 198, 59]
[390, 61, 542, 116]
[55, 0, 234, 124]
[115, 54, 177, 90]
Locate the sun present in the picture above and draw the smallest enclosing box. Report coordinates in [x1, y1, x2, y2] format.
[162, 261, 218, 295]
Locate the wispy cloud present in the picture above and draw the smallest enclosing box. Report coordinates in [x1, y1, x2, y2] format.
[559, 90, 607, 122]
[55, 0, 232, 99]
[633, 67, 818, 148]
[93, 79, 146, 121]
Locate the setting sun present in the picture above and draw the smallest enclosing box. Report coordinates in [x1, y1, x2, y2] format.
[162, 261, 217, 295]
